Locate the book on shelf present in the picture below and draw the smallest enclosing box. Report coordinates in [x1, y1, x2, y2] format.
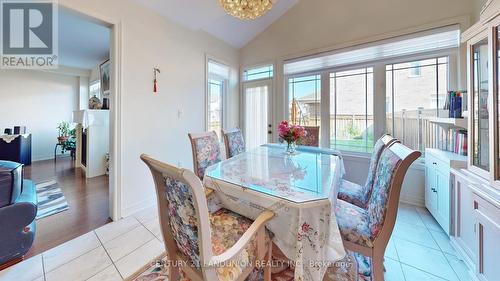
[437, 128, 467, 155]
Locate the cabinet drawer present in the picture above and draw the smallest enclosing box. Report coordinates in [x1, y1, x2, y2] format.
[473, 192, 500, 229]
[426, 153, 449, 174]
[472, 191, 500, 281]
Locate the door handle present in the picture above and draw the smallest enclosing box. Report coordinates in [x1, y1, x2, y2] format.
[431, 188, 437, 193]
[268, 131, 272, 134]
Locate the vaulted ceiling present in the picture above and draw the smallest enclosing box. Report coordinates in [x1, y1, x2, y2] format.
[133, 0, 300, 48]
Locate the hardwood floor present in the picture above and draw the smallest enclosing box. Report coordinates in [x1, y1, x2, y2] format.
[23, 157, 111, 259]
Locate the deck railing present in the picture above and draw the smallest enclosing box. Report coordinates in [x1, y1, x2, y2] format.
[300, 108, 444, 153]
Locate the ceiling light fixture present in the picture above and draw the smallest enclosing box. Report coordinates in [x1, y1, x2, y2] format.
[219, 0, 273, 20]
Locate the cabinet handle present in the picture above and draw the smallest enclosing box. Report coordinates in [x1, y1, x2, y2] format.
[431, 188, 437, 193]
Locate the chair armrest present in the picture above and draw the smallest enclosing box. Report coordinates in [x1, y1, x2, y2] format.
[208, 210, 274, 267]
[0, 180, 37, 230]
[18, 180, 38, 205]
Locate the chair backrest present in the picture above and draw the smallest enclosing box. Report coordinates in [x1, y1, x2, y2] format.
[141, 154, 213, 274]
[366, 143, 421, 243]
[222, 128, 246, 158]
[362, 135, 398, 200]
[301, 126, 320, 147]
[188, 131, 222, 180]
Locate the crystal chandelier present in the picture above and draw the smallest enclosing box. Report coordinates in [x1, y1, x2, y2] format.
[219, 0, 273, 20]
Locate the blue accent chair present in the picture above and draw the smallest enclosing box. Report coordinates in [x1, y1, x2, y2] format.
[0, 161, 37, 265]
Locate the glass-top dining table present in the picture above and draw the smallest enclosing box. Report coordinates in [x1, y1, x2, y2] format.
[204, 144, 347, 281]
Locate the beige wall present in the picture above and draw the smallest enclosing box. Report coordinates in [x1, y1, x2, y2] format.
[0, 70, 79, 161]
[240, 0, 475, 66]
[60, 0, 240, 216]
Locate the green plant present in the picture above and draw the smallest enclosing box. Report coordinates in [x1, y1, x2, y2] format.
[62, 138, 76, 153]
[57, 122, 71, 137]
[346, 123, 362, 139]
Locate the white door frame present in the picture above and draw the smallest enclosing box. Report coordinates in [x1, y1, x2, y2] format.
[60, 3, 123, 221]
[242, 79, 274, 145]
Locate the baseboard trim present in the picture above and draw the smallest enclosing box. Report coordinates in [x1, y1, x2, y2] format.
[121, 196, 156, 218]
[399, 195, 425, 207]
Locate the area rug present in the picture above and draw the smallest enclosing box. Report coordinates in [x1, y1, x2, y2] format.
[35, 180, 69, 219]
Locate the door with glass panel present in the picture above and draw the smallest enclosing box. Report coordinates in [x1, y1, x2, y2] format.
[469, 37, 490, 175]
[243, 80, 273, 149]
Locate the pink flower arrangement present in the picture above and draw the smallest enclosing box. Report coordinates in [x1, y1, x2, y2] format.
[278, 120, 307, 144]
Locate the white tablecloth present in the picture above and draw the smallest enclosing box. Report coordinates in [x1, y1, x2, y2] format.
[204, 145, 346, 281]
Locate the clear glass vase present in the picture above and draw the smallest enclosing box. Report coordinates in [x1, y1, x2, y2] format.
[285, 141, 297, 155]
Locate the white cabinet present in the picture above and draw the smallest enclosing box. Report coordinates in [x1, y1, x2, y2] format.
[73, 110, 110, 178]
[450, 169, 500, 281]
[451, 171, 477, 271]
[425, 149, 466, 234]
[472, 190, 500, 281]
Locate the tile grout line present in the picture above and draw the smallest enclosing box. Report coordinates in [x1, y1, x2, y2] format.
[93, 230, 125, 281]
[399, 262, 455, 281]
[403, 205, 460, 281]
[136, 215, 163, 243]
[413, 206, 463, 280]
[40, 232, 102, 276]
[41, 253, 47, 281]
[110, 236, 158, 279]
[97, 217, 141, 245]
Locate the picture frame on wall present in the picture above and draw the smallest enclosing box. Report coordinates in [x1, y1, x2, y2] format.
[99, 59, 111, 98]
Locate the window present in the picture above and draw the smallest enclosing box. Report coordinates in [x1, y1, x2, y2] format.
[208, 79, 224, 135]
[330, 67, 374, 152]
[409, 62, 422, 77]
[243, 65, 273, 81]
[288, 75, 321, 127]
[207, 59, 229, 136]
[386, 57, 448, 152]
[282, 26, 458, 154]
[89, 81, 101, 97]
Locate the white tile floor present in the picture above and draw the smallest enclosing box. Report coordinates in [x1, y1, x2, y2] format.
[0, 203, 474, 281]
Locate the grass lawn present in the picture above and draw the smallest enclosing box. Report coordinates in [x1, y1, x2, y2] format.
[331, 139, 374, 153]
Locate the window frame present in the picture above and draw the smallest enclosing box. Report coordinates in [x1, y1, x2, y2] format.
[283, 49, 458, 155]
[206, 56, 230, 134]
[243, 64, 274, 82]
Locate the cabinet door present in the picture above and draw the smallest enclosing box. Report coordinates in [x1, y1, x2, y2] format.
[436, 169, 450, 234]
[474, 198, 500, 281]
[470, 37, 491, 174]
[425, 164, 437, 213]
[454, 179, 477, 264]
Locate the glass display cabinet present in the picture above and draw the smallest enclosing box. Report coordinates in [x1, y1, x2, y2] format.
[455, 6, 500, 281]
[465, 19, 500, 187]
[471, 38, 490, 175]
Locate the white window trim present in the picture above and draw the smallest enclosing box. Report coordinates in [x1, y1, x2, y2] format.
[283, 49, 459, 155]
[241, 61, 276, 137]
[205, 55, 230, 133]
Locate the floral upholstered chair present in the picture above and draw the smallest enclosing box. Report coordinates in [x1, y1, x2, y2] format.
[188, 131, 222, 180]
[141, 154, 274, 281]
[337, 135, 397, 209]
[332, 143, 421, 281]
[222, 128, 246, 158]
[301, 126, 320, 147]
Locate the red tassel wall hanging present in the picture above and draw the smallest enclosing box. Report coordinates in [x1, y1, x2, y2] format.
[153, 67, 160, 94]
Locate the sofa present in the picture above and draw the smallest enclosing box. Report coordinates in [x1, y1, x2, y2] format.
[0, 161, 37, 265]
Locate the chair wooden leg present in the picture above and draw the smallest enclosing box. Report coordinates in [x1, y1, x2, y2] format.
[372, 253, 385, 281]
[263, 242, 272, 281]
[168, 264, 180, 281]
